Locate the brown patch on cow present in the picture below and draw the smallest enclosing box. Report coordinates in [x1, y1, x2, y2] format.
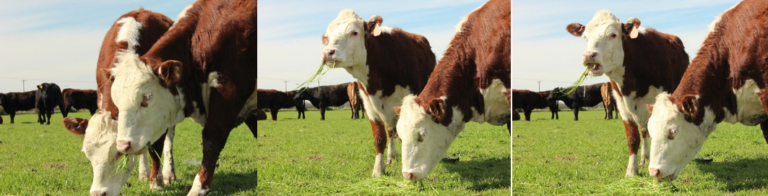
[623, 120, 640, 155]
[566, 23, 585, 37]
[556, 156, 577, 161]
[512, 89, 548, 121]
[601, 82, 618, 119]
[42, 164, 67, 169]
[347, 82, 365, 119]
[370, 120, 387, 155]
[62, 117, 88, 136]
[302, 156, 324, 160]
[155, 60, 183, 87]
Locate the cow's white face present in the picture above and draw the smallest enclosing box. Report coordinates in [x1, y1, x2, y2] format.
[81, 112, 137, 196]
[647, 93, 715, 182]
[567, 10, 635, 77]
[396, 95, 463, 181]
[322, 9, 367, 69]
[111, 53, 182, 154]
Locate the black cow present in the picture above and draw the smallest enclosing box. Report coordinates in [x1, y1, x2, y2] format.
[0, 91, 36, 124]
[539, 90, 561, 119]
[61, 88, 98, 117]
[287, 90, 307, 119]
[36, 83, 64, 125]
[294, 83, 351, 120]
[257, 89, 296, 121]
[548, 83, 604, 121]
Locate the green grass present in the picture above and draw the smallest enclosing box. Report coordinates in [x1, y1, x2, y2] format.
[0, 111, 258, 195]
[257, 110, 510, 195]
[513, 110, 768, 195]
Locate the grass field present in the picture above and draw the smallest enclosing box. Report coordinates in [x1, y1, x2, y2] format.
[0, 111, 258, 195]
[257, 109, 510, 195]
[513, 110, 768, 195]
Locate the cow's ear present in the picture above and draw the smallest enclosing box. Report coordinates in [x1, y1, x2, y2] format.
[37, 84, 43, 90]
[322, 32, 329, 45]
[366, 15, 383, 37]
[393, 106, 401, 115]
[62, 117, 88, 136]
[624, 18, 641, 39]
[679, 95, 698, 118]
[566, 23, 585, 37]
[156, 60, 183, 87]
[426, 98, 446, 122]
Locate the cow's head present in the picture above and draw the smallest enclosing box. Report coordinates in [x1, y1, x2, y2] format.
[395, 95, 463, 181]
[566, 10, 642, 77]
[64, 113, 137, 196]
[111, 52, 183, 154]
[322, 9, 385, 68]
[647, 93, 715, 182]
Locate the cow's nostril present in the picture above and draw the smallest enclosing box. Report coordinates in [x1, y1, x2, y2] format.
[328, 49, 336, 56]
[116, 141, 132, 152]
[591, 53, 597, 58]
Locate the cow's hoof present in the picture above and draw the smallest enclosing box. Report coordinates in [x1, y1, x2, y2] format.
[149, 178, 164, 190]
[164, 175, 177, 185]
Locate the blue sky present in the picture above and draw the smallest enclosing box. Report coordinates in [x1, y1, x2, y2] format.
[257, 0, 486, 91]
[513, 0, 739, 92]
[0, 0, 194, 93]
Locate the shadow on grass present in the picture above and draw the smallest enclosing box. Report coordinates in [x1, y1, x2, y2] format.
[696, 157, 768, 191]
[140, 170, 258, 196]
[442, 156, 511, 191]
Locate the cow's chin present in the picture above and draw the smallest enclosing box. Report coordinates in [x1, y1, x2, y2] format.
[585, 63, 604, 76]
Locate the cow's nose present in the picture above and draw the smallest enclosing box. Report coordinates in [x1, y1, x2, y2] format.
[116, 141, 132, 153]
[649, 168, 664, 182]
[324, 49, 336, 58]
[402, 172, 416, 181]
[583, 51, 598, 60]
[90, 191, 107, 196]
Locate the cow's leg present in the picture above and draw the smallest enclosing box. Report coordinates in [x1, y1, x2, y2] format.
[320, 105, 326, 120]
[623, 120, 641, 177]
[245, 115, 258, 138]
[370, 119, 387, 177]
[148, 132, 167, 189]
[573, 104, 580, 121]
[0, 115, 3, 124]
[10, 112, 15, 124]
[188, 125, 233, 196]
[523, 108, 532, 121]
[46, 109, 52, 125]
[37, 111, 43, 124]
[138, 151, 150, 180]
[386, 124, 398, 165]
[270, 107, 278, 121]
[639, 126, 650, 165]
[755, 89, 768, 144]
[162, 126, 177, 185]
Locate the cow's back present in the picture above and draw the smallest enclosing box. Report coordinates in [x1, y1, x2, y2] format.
[364, 28, 436, 96]
[622, 28, 689, 97]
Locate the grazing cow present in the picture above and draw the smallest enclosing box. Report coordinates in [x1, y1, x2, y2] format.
[295, 83, 352, 120]
[292, 92, 307, 119]
[539, 90, 560, 119]
[647, 0, 768, 182]
[106, 1, 258, 195]
[548, 83, 604, 121]
[601, 82, 618, 120]
[321, 9, 436, 176]
[0, 91, 36, 124]
[36, 83, 64, 125]
[566, 10, 689, 176]
[394, 0, 510, 181]
[348, 82, 366, 119]
[61, 88, 98, 117]
[257, 89, 295, 121]
[512, 89, 548, 121]
[59, 9, 176, 196]
[255, 109, 267, 120]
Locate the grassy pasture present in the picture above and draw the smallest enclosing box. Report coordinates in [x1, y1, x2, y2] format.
[0, 111, 258, 195]
[257, 109, 510, 195]
[513, 110, 768, 195]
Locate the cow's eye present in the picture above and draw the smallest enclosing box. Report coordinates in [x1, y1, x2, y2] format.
[352, 32, 358, 36]
[610, 33, 617, 38]
[141, 93, 152, 107]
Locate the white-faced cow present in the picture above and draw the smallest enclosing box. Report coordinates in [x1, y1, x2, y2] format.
[394, 0, 510, 181]
[321, 9, 436, 177]
[36, 83, 64, 125]
[108, 0, 257, 195]
[61, 88, 98, 116]
[648, 0, 768, 182]
[60, 8, 176, 196]
[566, 10, 689, 176]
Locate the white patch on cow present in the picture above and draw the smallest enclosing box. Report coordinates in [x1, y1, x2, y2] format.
[111, 52, 184, 154]
[648, 93, 717, 181]
[115, 17, 142, 52]
[237, 78, 259, 120]
[612, 85, 665, 176]
[637, 26, 647, 35]
[379, 26, 393, 34]
[188, 173, 210, 196]
[208, 72, 220, 88]
[454, 1, 487, 33]
[728, 79, 767, 125]
[323, 9, 367, 69]
[397, 95, 465, 181]
[477, 79, 511, 125]
[359, 85, 411, 176]
[708, 3, 739, 33]
[162, 126, 176, 185]
[138, 152, 150, 180]
[581, 10, 625, 78]
[81, 112, 137, 196]
[169, 3, 194, 30]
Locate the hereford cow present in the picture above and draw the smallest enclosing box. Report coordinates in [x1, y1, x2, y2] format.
[566, 10, 689, 176]
[105, 1, 257, 195]
[0, 91, 36, 124]
[36, 83, 64, 125]
[61, 88, 98, 117]
[294, 83, 351, 120]
[394, 0, 510, 181]
[348, 81, 366, 119]
[647, 0, 768, 182]
[601, 82, 618, 120]
[321, 10, 436, 176]
[60, 9, 176, 196]
[257, 89, 295, 121]
[548, 83, 604, 121]
[512, 89, 548, 121]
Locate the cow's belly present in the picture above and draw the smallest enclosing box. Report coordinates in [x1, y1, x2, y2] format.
[477, 79, 510, 125]
[614, 86, 666, 127]
[729, 79, 768, 126]
[360, 85, 412, 126]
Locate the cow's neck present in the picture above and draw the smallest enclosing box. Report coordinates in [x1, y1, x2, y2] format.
[671, 41, 734, 125]
[344, 65, 369, 87]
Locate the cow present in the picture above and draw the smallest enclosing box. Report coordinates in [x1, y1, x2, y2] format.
[104, 1, 258, 195]
[292, 92, 307, 119]
[601, 82, 618, 120]
[294, 83, 351, 120]
[61, 88, 98, 117]
[393, 0, 510, 181]
[548, 83, 604, 121]
[512, 89, 548, 121]
[540, 90, 561, 120]
[256, 89, 295, 121]
[0, 91, 36, 124]
[566, 10, 689, 176]
[255, 109, 267, 120]
[647, 0, 768, 182]
[321, 9, 436, 177]
[512, 109, 520, 121]
[35, 83, 64, 125]
[60, 9, 176, 196]
[348, 81, 365, 119]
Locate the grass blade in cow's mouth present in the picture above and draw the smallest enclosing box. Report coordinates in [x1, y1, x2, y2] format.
[296, 62, 336, 92]
[559, 67, 590, 95]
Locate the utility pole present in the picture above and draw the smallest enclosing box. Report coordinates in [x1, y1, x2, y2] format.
[22, 80, 26, 91]
[538, 81, 541, 92]
[284, 81, 287, 91]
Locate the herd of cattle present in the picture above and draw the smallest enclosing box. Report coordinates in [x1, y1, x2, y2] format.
[256, 81, 365, 121]
[0, 83, 97, 125]
[512, 82, 618, 122]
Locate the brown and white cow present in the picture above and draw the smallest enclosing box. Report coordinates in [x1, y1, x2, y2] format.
[647, 0, 768, 182]
[601, 82, 618, 120]
[108, 0, 257, 195]
[394, 0, 510, 181]
[62, 88, 98, 116]
[348, 81, 365, 119]
[60, 8, 176, 196]
[321, 10, 436, 176]
[566, 10, 689, 176]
